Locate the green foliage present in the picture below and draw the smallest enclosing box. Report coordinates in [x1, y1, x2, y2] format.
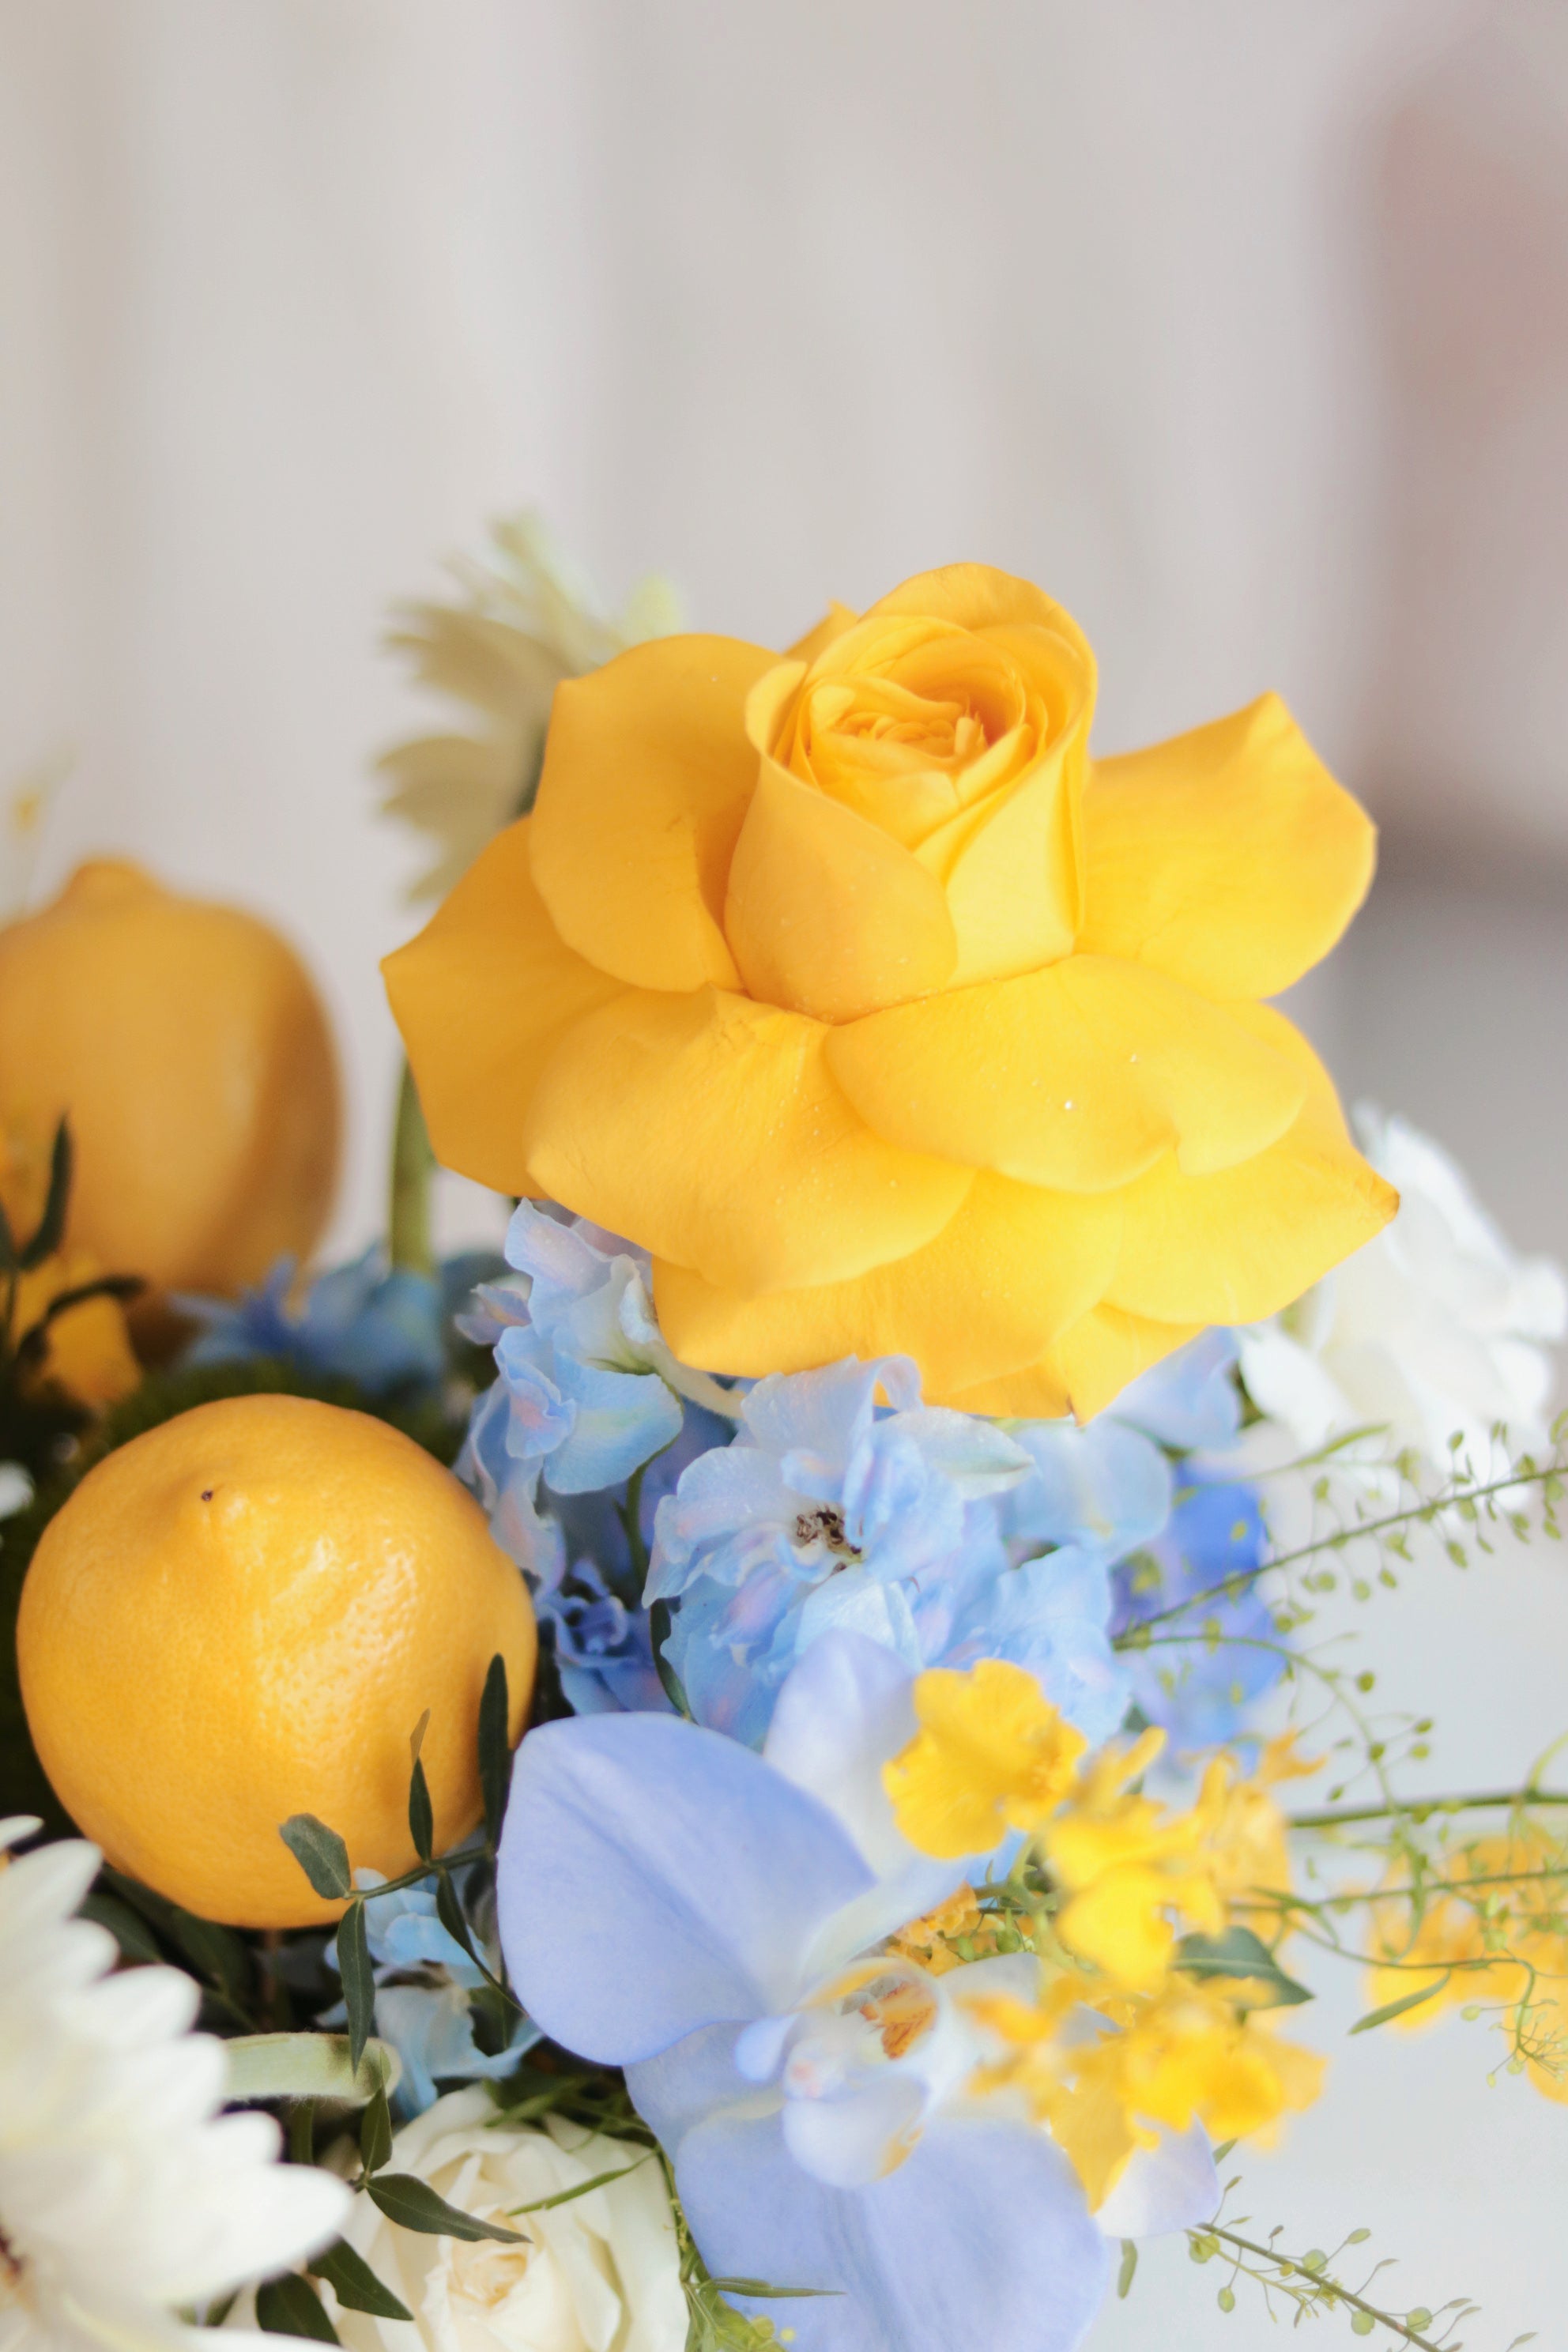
[507, 2155, 652, 2217]
[1174, 1926, 1313, 2008]
[360, 2085, 394, 2177]
[279, 1817, 352, 1902]
[477, 1652, 511, 1847]
[307, 2241, 413, 2324]
[255, 2275, 339, 2343]
[1194, 2176, 1536, 2348]
[337, 1900, 375, 2074]
[365, 2171, 523, 2244]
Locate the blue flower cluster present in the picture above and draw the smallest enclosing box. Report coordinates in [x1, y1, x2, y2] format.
[324, 1865, 537, 2115]
[455, 1208, 1281, 1766]
[175, 1245, 502, 1397]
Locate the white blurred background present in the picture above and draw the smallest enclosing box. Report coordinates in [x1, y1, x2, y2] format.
[2, 0, 1566, 2338]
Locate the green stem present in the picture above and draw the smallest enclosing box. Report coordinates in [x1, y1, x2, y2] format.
[1122, 1459, 1560, 1639]
[388, 1059, 436, 1276]
[619, 1464, 650, 1589]
[1289, 1787, 1568, 1833]
[1202, 2226, 1445, 2350]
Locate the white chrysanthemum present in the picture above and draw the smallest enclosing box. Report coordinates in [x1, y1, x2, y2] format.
[379, 513, 682, 901]
[0, 1819, 349, 2352]
[1237, 1106, 1566, 1478]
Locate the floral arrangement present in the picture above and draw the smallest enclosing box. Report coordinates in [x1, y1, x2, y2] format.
[0, 528, 1564, 2352]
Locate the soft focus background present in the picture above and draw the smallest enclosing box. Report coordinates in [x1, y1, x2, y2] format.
[2, 0, 1566, 2339]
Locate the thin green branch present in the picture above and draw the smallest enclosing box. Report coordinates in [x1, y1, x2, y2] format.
[1121, 1461, 1561, 1639]
[1289, 1788, 1568, 1833]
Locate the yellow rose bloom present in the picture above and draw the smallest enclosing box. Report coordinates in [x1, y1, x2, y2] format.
[385, 564, 1395, 1416]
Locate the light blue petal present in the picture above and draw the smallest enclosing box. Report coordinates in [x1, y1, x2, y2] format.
[493, 1330, 576, 1461]
[762, 1632, 917, 1877]
[546, 1355, 684, 1493]
[374, 1983, 540, 2119]
[881, 1408, 1031, 1494]
[959, 1555, 1131, 1747]
[674, 2105, 1110, 2352]
[647, 1447, 795, 1596]
[503, 1200, 609, 1317]
[782, 2075, 929, 2190]
[626, 2022, 753, 2156]
[497, 1714, 874, 2064]
[1114, 1329, 1241, 1452]
[1002, 1419, 1172, 1562]
[1094, 2124, 1218, 2240]
[792, 1569, 922, 1675]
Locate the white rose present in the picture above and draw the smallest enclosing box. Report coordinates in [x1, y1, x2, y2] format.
[1236, 1106, 1566, 1478]
[231, 2086, 685, 2352]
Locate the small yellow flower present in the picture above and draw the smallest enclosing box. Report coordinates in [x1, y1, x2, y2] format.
[1365, 1822, 1568, 2100]
[888, 1883, 1003, 1976]
[974, 1973, 1324, 2211]
[1038, 1732, 1217, 1990]
[1189, 1755, 1295, 1917]
[882, 1660, 1087, 1859]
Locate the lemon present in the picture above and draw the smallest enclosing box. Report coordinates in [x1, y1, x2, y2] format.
[0, 860, 341, 1296]
[17, 1394, 537, 1928]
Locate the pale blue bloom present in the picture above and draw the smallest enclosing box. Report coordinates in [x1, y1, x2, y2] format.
[1112, 1472, 1280, 1755]
[497, 1632, 1216, 2352]
[175, 1246, 497, 1397]
[647, 1356, 1125, 1747]
[457, 1204, 737, 1569]
[326, 1868, 538, 2116]
[993, 1331, 1280, 1751]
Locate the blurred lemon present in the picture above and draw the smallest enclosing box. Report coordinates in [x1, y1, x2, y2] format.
[0, 860, 341, 1297]
[17, 1394, 537, 1927]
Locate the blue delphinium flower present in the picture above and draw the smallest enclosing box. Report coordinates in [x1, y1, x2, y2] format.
[647, 1355, 1128, 1748]
[458, 1203, 738, 1553]
[496, 1631, 1219, 2352]
[997, 1330, 1284, 1755]
[1112, 1472, 1281, 1755]
[527, 1404, 732, 1716]
[457, 1203, 741, 1713]
[325, 1867, 537, 2116]
[175, 1245, 496, 1397]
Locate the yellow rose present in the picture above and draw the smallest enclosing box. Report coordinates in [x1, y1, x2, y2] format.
[385, 565, 1394, 1417]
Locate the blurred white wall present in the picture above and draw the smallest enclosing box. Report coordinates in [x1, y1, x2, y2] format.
[2, 2, 1567, 2338]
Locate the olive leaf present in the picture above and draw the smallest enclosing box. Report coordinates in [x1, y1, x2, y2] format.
[254, 2275, 339, 2343]
[18, 1119, 74, 1270]
[338, 1901, 376, 2075]
[307, 2241, 413, 2324]
[477, 1653, 511, 1849]
[366, 2172, 523, 2243]
[1174, 1926, 1312, 2008]
[279, 1815, 352, 1902]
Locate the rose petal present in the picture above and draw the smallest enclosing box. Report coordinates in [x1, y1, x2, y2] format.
[383, 816, 624, 1195]
[1079, 692, 1376, 1001]
[1104, 1005, 1398, 1324]
[827, 955, 1307, 1191]
[523, 986, 972, 1295]
[530, 632, 778, 992]
[653, 1172, 1121, 1396]
[724, 755, 959, 1023]
[952, 1305, 1201, 1424]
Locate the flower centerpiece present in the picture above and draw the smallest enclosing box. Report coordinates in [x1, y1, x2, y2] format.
[1, 532, 1563, 2352]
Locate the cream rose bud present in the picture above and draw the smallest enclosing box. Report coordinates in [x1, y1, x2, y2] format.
[236, 2087, 686, 2352]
